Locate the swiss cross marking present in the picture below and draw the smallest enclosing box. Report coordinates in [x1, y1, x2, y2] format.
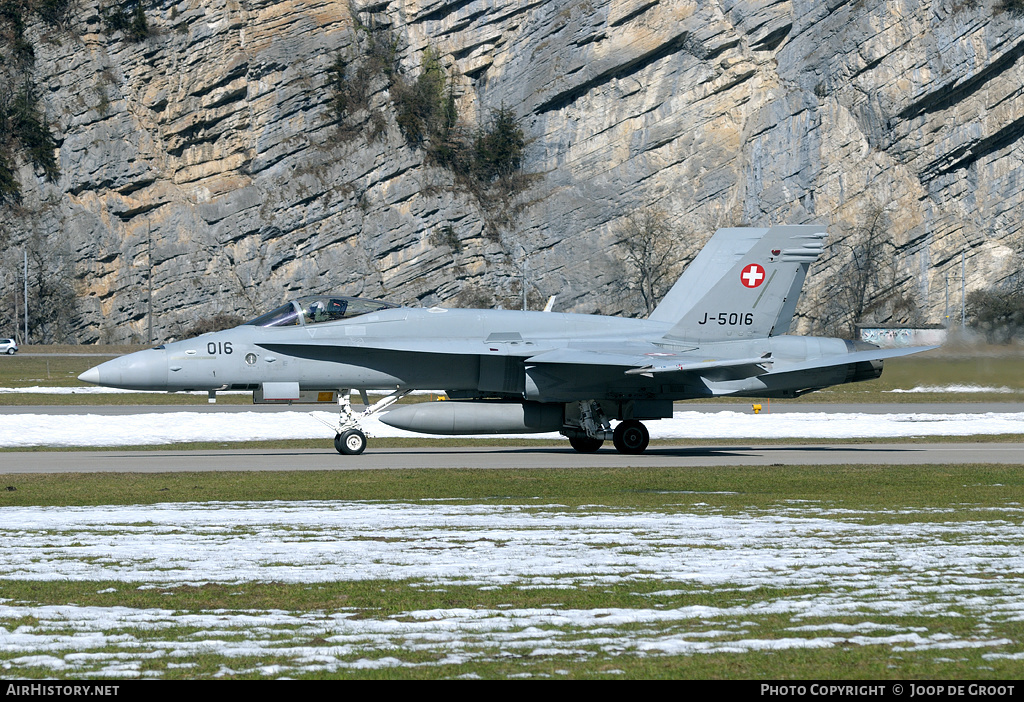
[740, 263, 765, 288]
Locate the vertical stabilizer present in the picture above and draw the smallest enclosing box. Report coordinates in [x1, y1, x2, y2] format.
[649, 228, 767, 323]
[655, 225, 827, 342]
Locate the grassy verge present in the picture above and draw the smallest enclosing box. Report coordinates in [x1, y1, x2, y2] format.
[1, 463, 1020, 514]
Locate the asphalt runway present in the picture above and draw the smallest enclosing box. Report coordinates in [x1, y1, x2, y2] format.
[2, 442, 1022, 473]
[1, 401, 1022, 473]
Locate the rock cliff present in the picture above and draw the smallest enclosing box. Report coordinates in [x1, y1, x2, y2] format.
[2, 0, 1023, 342]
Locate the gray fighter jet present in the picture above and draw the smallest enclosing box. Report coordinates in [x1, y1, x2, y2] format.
[78, 225, 933, 455]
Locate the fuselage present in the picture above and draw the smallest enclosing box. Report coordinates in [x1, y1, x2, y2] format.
[78, 304, 874, 402]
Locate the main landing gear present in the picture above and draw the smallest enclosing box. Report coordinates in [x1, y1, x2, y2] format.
[612, 419, 650, 454]
[314, 388, 410, 455]
[568, 435, 603, 453]
[563, 401, 651, 455]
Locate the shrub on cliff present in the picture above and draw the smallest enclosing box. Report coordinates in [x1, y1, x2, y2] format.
[0, 154, 19, 205]
[101, 1, 148, 42]
[995, 0, 1024, 15]
[393, 48, 456, 147]
[9, 84, 58, 182]
[472, 106, 525, 183]
[0, 82, 60, 204]
[35, 0, 73, 29]
[328, 17, 402, 139]
[387, 49, 524, 188]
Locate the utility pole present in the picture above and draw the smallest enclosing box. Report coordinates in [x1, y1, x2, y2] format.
[522, 253, 528, 311]
[23, 250, 28, 343]
[519, 244, 529, 311]
[944, 273, 948, 327]
[12, 268, 18, 343]
[961, 250, 966, 330]
[147, 221, 153, 345]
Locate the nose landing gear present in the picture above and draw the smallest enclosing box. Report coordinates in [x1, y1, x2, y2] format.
[314, 388, 410, 455]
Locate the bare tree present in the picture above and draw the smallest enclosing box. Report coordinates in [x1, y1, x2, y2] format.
[962, 229, 1024, 343]
[23, 229, 79, 343]
[618, 207, 684, 316]
[812, 205, 919, 338]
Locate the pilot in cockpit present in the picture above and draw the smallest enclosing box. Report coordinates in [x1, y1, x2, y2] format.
[248, 295, 397, 328]
[305, 300, 323, 324]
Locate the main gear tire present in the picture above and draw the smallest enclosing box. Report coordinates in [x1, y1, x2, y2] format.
[335, 429, 367, 455]
[568, 436, 603, 453]
[612, 420, 649, 455]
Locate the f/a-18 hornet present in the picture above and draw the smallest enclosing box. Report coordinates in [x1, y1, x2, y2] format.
[79, 225, 933, 455]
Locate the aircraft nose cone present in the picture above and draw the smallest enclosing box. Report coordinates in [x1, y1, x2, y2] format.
[77, 348, 168, 390]
[78, 366, 101, 384]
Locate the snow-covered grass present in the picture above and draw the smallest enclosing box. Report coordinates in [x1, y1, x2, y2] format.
[886, 385, 1019, 394]
[2, 498, 1022, 679]
[3, 500, 1022, 588]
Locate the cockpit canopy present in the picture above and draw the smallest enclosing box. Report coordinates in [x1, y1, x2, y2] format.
[245, 295, 400, 328]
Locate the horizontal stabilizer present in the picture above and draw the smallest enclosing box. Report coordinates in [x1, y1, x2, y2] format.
[763, 345, 939, 376]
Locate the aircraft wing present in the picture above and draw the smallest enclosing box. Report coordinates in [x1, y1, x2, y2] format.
[524, 347, 770, 375]
[759, 345, 939, 376]
[527, 345, 937, 377]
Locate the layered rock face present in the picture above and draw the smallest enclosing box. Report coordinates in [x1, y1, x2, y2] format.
[3, 0, 1023, 342]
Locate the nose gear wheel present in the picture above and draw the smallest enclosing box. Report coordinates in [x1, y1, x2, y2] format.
[335, 429, 367, 455]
